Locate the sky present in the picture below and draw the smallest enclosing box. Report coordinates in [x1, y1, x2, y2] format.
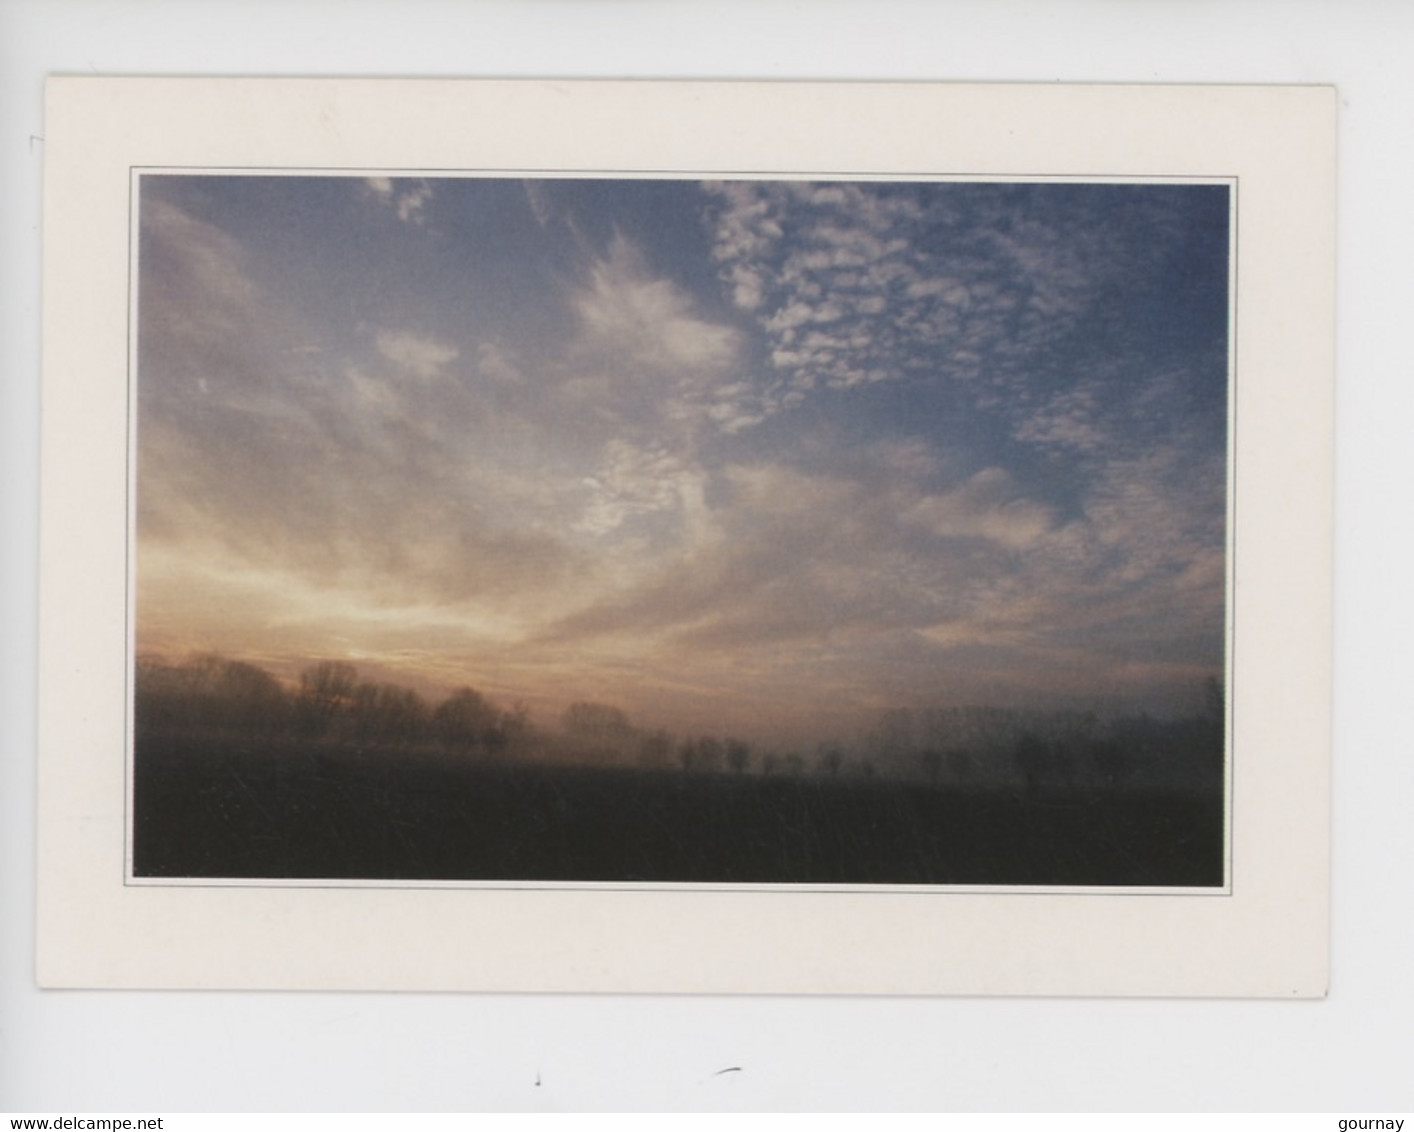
[135, 173, 1231, 745]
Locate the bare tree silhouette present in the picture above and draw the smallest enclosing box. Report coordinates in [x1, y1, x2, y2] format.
[433, 686, 501, 756]
[726, 738, 751, 775]
[297, 661, 358, 737]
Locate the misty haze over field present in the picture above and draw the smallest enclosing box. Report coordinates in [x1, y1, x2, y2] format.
[132, 654, 1225, 884]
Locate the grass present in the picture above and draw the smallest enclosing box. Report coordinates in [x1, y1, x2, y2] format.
[132, 732, 1225, 887]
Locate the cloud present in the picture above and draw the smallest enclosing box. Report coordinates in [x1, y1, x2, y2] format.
[396, 183, 433, 225]
[904, 468, 1056, 549]
[673, 180, 1216, 446]
[573, 232, 742, 377]
[140, 197, 260, 355]
[1011, 381, 1109, 453]
[375, 330, 459, 379]
[574, 439, 704, 540]
[365, 176, 433, 225]
[523, 179, 555, 229]
[702, 180, 1225, 445]
[475, 341, 525, 385]
[138, 189, 600, 643]
[706, 180, 785, 312]
[539, 445, 1071, 669]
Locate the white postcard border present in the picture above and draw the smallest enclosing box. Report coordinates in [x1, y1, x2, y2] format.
[38, 79, 1333, 995]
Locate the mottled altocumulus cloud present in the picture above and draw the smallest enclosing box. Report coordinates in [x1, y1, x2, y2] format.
[136, 175, 1230, 737]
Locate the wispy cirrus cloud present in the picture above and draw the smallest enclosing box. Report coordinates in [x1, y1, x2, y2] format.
[375, 329, 459, 379]
[572, 231, 742, 379]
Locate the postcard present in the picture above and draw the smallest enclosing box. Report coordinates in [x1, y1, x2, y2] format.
[38, 79, 1333, 994]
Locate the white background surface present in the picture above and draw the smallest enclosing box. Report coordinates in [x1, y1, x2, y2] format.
[1, 0, 1409, 1113]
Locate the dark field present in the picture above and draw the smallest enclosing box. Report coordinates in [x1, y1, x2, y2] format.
[132, 734, 1225, 886]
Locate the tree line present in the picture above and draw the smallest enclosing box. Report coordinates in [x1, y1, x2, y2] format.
[858, 681, 1226, 792]
[135, 656, 529, 757]
[135, 654, 1225, 791]
[134, 655, 763, 774]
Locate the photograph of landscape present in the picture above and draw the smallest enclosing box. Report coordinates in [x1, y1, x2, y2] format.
[130, 172, 1231, 888]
